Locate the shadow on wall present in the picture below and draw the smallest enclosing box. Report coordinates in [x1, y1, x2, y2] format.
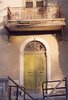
[0, 28, 9, 42]
[55, 0, 68, 78]
[57, 33, 68, 77]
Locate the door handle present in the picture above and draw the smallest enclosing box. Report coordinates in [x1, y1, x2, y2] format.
[28, 72, 31, 73]
[39, 72, 43, 73]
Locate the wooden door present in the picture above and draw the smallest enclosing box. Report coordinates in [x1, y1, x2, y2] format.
[24, 41, 46, 93]
[24, 52, 46, 93]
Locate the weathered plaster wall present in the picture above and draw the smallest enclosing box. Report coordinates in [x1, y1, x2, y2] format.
[0, 33, 19, 80]
[54, 0, 68, 77]
[0, 31, 64, 82]
[0, 0, 68, 82]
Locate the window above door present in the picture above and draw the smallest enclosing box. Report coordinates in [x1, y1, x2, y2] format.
[26, 1, 33, 8]
[36, 1, 43, 7]
[25, 0, 45, 8]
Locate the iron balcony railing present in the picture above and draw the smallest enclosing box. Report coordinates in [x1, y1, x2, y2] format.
[3, 6, 65, 32]
[6, 5, 60, 21]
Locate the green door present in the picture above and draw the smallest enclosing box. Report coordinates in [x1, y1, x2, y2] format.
[24, 51, 46, 93]
[24, 41, 46, 93]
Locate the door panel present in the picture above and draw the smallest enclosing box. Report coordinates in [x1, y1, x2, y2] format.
[24, 52, 35, 93]
[34, 52, 46, 93]
[24, 51, 46, 93]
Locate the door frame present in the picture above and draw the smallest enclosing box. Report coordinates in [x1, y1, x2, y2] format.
[20, 37, 51, 85]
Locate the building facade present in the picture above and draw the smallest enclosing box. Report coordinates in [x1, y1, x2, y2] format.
[0, 0, 68, 96]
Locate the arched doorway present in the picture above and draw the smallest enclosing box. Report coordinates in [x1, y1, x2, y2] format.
[24, 41, 46, 93]
[20, 37, 51, 93]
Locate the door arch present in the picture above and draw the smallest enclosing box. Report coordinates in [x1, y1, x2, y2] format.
[20, 37, 51, 87]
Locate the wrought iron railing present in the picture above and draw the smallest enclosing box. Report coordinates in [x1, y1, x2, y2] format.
[8, 76, 68, 100]
[6, 5, 60, 21]
[8, 76, 35, 100]
[42, 77, 68, 100]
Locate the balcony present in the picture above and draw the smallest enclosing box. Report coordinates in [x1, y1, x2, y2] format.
[3, 6, 65, 32]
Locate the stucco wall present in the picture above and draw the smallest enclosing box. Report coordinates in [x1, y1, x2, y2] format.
[0, 0, 68, 82]
[0, 32, 19, 80]
[55, 0, 68, 77]
[0, 30, 64, 82]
